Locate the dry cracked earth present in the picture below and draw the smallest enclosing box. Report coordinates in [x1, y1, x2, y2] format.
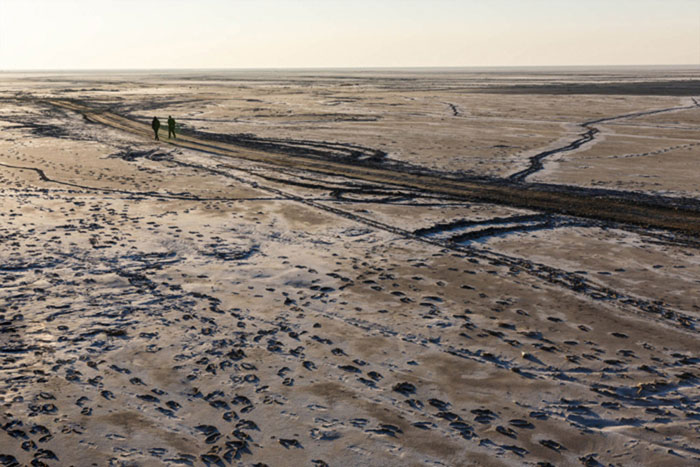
[0, 68, 699, 466]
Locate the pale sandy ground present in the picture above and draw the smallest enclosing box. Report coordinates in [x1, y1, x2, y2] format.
[0, 69, 699, 466]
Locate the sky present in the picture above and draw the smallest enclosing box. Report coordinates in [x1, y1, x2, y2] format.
[0, 0, 699, 70]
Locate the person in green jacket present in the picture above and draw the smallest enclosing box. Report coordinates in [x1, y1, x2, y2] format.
[152, 116, 160, 140]
[168, 115, 176, 139]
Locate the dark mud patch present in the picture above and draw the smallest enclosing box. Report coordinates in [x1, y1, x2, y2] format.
[414, 214, 550, 237]
[199, 245, 259, 262]
[451, 221, 558, 243]
[476, 80, 700, 96]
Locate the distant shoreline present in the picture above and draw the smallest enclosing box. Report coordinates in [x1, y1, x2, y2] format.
[1, 64, 700, 74]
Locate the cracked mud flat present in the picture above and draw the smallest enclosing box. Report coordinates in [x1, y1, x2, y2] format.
[0, 68, 699, 466]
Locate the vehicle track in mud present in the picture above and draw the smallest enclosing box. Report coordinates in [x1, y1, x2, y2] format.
[182, 127, 389, 164]
[37, 98, 700, 236]
[508, 100, 700, 182]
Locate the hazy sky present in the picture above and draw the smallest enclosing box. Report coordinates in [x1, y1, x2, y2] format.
[1, 0, 698, 69]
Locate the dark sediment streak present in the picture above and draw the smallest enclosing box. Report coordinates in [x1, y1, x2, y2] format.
[508, 101, 699, 182]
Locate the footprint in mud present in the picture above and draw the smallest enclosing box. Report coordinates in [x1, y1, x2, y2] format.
[405, 399, 424, 410]
[200, 453, 223, 466]
[428, 398, 450, 411]
[338, 364, 361, 373]
[195, 425, 221, 444]
[279, 438, 303, 449]
[392, 382, 417, 396]
[501, 444, 528, 456]
[449, 421, 477, 440]
[303, 361, 317, 371]
[472, 408, 498, 424]
[496, 425, 517, 439]
[412, 421, 436, 430]
[0, 455, 19, 466]
[310, 428, 341, 441]
[539, 439, 566, 452]
[365, 424, 403, 437]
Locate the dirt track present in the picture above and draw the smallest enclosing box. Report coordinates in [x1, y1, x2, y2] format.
[46, 98, 700, 235]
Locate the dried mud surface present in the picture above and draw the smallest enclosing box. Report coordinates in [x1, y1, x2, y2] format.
[0, 68, 699, 466]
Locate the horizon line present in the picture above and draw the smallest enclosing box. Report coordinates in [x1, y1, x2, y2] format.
[1, 64, 699, 73]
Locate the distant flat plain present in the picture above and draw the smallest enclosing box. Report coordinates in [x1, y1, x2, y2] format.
[0, 67, 699, 466]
